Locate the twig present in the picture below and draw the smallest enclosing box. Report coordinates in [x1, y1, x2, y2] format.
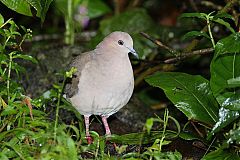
[203, 137, 216, 157]
[140, 32, 177, 55]
[140, 32, 214, 63]
[131, 58, 164, 64]
[164, 48, 214, 63]
[191, 121, 204, 138]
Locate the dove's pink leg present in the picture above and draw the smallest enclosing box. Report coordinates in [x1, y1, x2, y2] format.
[102, 116, 117, 149]
[84, 115, 92, 144]
[101, 116, 111, 135]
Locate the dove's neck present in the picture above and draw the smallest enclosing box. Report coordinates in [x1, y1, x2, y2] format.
[95, 45, 129, 59]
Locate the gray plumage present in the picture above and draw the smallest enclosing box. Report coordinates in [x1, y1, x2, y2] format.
[65, 31, 137, 117]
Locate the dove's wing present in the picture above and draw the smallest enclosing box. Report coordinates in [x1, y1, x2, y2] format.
[65, 51, 93, 98]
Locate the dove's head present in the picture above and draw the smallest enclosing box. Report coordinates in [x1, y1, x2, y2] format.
[96, 31, 138, 58]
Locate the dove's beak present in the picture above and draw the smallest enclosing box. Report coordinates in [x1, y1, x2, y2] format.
[126, 46, 139, 59]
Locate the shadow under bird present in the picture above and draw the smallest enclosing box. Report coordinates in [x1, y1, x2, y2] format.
[65, 31, 138, 143]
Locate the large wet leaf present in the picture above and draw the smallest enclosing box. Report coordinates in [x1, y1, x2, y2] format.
[0, 0, 53, 23]
[214, 33, 240, 56]
[210, 35, 240, 110]
[211, 107, 239, 133]
[210, 33, 240, 133]
[26, 0, 53, 23]
[145, 72, 219, 125]
[0, 0, 32, 16]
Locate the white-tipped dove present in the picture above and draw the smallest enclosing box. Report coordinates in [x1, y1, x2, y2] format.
[65, 31, 138, 143]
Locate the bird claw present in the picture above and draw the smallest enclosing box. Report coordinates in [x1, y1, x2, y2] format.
[86, 136, 93, 144]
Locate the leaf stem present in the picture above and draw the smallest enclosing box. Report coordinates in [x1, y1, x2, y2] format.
[0, 18, 12, 28]
[3, 36, 11, 49]
[207, 17, 216, 48]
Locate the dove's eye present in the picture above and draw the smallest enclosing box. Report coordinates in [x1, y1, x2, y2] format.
[118, 40, 124, 45]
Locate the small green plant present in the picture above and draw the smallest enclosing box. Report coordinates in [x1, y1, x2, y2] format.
[180, 12, 235, 48]
[0, 15, 36, 110]
[0, 15, 80, 159]
[142, 109, 182, 160]
[145, 12, 240, 159]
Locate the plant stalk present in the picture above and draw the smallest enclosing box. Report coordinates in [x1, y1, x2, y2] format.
[7, 53, 13, 103]
[65, 0, 74, 45]
[159, 109, 169, 151]
[3, 36, 11, 49]
[54, 78, 66, 142]
[207, 17, 215, 48]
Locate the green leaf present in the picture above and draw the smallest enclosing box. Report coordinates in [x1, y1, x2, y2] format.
[145, 72, 219, 125]
[214, 32, 240, 56]
[0, 14, 4, 26]
[179, 132, 201, 141]
[211, 53, 239, 93]
[25, 0, 53, 23]
[88, 0, 111, 18]
[179, 12, 207, 20]
[65, 136, 78, 159]
[211, 107, 239, 133]
[0, 152, 8, 160]
[0, 0, 32, 16]
[210, 34, 240, 111]
[145, 118, 154, 134]
[65, 67, 77, 78]
[1, 105, 17, 116]
[212, 18, 235, 33]
[227, 76, 240, 88]
[53, 0, 68, 15]
[227, 126, 240, 144]
[202, 148, 239, 160]
[222, 95, 240, 110]
[0, 53, 8, 62]
[11, 62, 25, 72]
[182, 31, 210, 40]
[213, 13, 234, 20]
[110, 131, 177, 145]
[12, 54, 38, 63]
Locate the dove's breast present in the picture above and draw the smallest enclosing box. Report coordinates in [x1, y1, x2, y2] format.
[69, 53, 134, 116]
